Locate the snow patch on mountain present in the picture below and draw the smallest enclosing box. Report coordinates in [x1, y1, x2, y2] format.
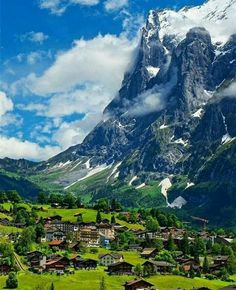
[64, 164, 110, 189]
[156, 0, 236, 44]
[129, 175, 138, 186]
[107, 161, 122, 182]
[159, 177, 172, 205]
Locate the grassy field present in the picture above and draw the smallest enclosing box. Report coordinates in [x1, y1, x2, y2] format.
[36, 207, 144, 230]
[0, 271, 231, 290]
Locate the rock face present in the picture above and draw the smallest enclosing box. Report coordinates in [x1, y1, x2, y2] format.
[47, 0, 236, 184]
[4, 0, 235, 223]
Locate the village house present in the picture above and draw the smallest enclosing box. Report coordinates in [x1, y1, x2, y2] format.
[27, 251, 47, 269]
[142, 260, 175, 274]
[214, 236, 234, 246]
[123, 279, 155, 290]
[99, 253, 124, 266]
[74, 258, 97, 270]
[48, 240, 66, 250]
[140, 248, 158, 259]
[44, 225, 66, 242]
[97, 223, 115, 239]
[177, 257, 198, 272]
[67, 242, 81, 252]
[134, 230, 159, 240]
[213, 255, 229, 266]
[45, 256, 71, 273]
[107, 261, 134, 275]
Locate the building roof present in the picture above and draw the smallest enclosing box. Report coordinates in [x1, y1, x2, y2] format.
[141, 248, 157, 255]
[99, 253, 123, 259]
[124, 279, 154, 287]
[213, 255, 229, 261]
[48, 240, 64, 246]
[108, 261, 133, 268]
[143, 260, 175, 267]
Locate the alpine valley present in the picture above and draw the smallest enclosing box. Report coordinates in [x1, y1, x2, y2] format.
[2, 0, 236, 228]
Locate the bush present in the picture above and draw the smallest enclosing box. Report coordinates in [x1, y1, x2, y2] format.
[6, 272, 18, 289]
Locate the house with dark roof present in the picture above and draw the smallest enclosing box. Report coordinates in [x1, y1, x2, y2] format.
[45, 256, 71, 272]
[140, 248, 158, 259]
[123, 279, 155, 290]
[99, 253, 124, 266]
[142, 260, 175, 274]
[74, 258, 97, 270]
[107, 261, 134, 275]
[27, 251, 47, 269]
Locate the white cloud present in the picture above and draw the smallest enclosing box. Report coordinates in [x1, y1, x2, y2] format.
[0, 136, 60, 160]
[52, 113, 101, 149]
[26, 52, 44, 65]
[39, 0, 99, 15]
[104, 0, 128, 12]
[20, 31, 49, 44]
[0, 92, 14, 118]
[27, 34, 136, 96]
[220, 81, 236, 98]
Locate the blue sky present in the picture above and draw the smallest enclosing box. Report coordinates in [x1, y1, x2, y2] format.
[0, 0, 205, 161]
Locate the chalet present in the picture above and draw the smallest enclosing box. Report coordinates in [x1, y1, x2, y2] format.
[107, 261, 134, 275]
[142, 260, 175, 274]
[177, 258, 198, 272]
[123, 279, 155, 290]
[134, 230, 159, 240]
[48, 240, 66, 250]
[0, 264, 11, 274]
[141, 248, 158, 259]
[27, 251, 47, 269]
[67, 242, 81, 252]
[45, 256, 71, 272]
[74, 259, 97, 270]
[128, 244, 142, 252]
[213, 255, 229, 266]
[214, 236, 234, 246]
[45, 225, 66, 241]
[99, 253, 124, 266]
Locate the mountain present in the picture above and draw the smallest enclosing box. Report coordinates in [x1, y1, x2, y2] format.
[1, 0, 236, 227]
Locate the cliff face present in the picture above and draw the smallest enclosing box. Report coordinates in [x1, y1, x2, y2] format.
[1, 0, 236, 225]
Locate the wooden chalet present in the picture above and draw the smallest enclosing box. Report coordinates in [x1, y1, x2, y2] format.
[142, 260, 175, 274]
[74, 258, 97, 270]
[45, 256, 71, 272]
[67, 242, 81, 252]
[140, 248, 158, 259]
[107, 261, 134, 275]
[27, 251, 46, 268]
[123, 279, 155, 290]
[213, 255, 229, 266]
[99, 253, 124, 266]
[48, 240, 66, 250]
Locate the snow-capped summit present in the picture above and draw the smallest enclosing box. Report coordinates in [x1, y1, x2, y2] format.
[155, 0, 236, 45]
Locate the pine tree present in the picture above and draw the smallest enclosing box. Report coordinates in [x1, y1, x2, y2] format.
[50, 283, 55, 290]
[167, 233, 176, 251]
[96, 211, 102, 224]
[111, 215, 116, 224]
[99, 277, 106, 290]
[181, 232, 190, 256]
[203, 255, 209, 274]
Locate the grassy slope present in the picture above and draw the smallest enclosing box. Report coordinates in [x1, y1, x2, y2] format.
[0, 271, 230, 290]
[36, 206, 144, 230]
